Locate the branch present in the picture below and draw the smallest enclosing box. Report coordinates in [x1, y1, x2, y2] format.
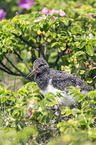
[12, 32, 47, 60]
[5, 55, 26, 75]
[53, 44, 71, 67]
[0, 67, 21, 76]
[0, 61, 13, 73]
[14, 50, 23, 61]
[37, 36, 46, 59]
[0, 59, 33, 80]
[12, 32, 36, 49]
[14, 50, 31, 71]
[12, 32, 47, 62]
[43, 37, 47, 57]
[0, 67, 11, 74]
[0, 66, 34, 81]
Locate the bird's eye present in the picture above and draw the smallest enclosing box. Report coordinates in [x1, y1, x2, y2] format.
[38, 64, 44, 68]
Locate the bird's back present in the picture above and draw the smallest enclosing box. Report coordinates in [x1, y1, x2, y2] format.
[50, 70, 93, 92]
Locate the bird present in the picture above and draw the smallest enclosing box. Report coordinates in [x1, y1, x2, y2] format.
[26, 58, 93, 107]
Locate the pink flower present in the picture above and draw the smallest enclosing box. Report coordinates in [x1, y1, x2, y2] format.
[49, 9, 65, 18]
[59, 9, 65, 17]
[37, 7, 65, 22]
[34, 15, 46, 22]
[53, 16, 58, 20]
[11, 21, 14, 24]
[50, 9, 59, 15]
[27, 110, 32, 118]
[18, 0, 34, 9]
[16, 94, 20, 98]
[39, 7, 65, 18]
[0, 9, 6, 21]
[39, 7, 49, 14]
[89, 13, 93, 18]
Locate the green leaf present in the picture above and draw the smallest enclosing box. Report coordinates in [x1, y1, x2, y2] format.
[79, 40, 86, 49]
[46, 115, 50, 123]
[71, 25, 82, 34]
[88, 129, 96, 138]
[71, 108, 80, 115]
[73, 93, 81, 98]
[86, 43, 94, 56]
[45, 93, 56, 103]
[76, 115, 87, 125]
[17, 63, 29, 74]
[40, 100, 46, 111]
[77, 94, 85, 102]
[80, 70, 85, 74]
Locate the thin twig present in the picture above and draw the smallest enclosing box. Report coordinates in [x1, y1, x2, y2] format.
[37, 36, 46, 59]
[23, 59, 31, 72]
[14, 50, 23, 61]
[12, 32, 36, 49]
[0, 61, 13, 73]
[0, 63, 33, 82]
[5, 55, 26, 76]
[53, 44, 71, 67]
[0, 66, 34, 81]
[14, 50, 31, 71]
[0, 67, 21, 76]
[43, 37, 47, 57]
[12, 32, 47, 63]
[0, 67, 11, 74]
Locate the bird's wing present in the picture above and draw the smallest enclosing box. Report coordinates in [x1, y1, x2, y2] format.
[50, 70, 93, 91]
[52, 73, 78, 90]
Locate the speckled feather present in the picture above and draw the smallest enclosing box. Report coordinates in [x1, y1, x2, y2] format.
[51, 72, 93, 91]
[33, 58, 93, 91]
[27, 58, 93, 106]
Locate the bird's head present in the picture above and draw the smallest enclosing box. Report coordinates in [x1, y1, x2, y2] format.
[26, 58, 49, 79]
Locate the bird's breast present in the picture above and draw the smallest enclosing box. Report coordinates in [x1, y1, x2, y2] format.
[40, 79, 78, 106]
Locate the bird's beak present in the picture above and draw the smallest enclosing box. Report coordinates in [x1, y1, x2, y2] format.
[26, 69, 37, 79]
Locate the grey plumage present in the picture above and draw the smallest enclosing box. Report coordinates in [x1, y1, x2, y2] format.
[31, 58, 93, 91]
[51, 73, 93, 91]
[26, 58, 93, 106]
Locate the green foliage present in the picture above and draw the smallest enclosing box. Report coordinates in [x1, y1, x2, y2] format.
[0, 3, 96, 84]
[0, 83, 96, 144]
[48, 132, 96, 145]
[0, 127, 37, 145]
[1, 0, 96, 19]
